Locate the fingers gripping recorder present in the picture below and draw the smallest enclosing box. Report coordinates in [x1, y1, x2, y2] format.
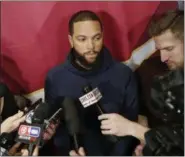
[16, 102, 62, 156]
[79, 84, 118, 143]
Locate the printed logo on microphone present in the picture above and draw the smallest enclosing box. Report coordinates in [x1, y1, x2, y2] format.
[79, 88, 102, 108]
[18, 125, 41, 138]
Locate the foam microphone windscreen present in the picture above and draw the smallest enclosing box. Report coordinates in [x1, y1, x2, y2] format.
[60, 97, 80, 135]
[32, 102, 51, 124]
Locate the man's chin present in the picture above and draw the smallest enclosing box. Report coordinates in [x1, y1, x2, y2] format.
[86, 58, 97, 64]
[168, 66, 177, 70]
[86, 60, 96, 64]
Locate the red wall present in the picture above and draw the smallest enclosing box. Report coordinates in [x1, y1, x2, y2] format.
[1, 1, 177, 93]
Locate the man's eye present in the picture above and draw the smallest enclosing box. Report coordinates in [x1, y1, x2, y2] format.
[78, 38, 85, 42]
[167, 47, 173, 51]
[94, 36, 101, 41]
[96, 37, 100, 40]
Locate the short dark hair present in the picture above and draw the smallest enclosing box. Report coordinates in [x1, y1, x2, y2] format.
[149, 10, 184, 41]
[68, 10, 103, 35]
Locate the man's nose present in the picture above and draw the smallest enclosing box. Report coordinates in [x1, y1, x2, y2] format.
[87, 39, 94, 50]
[160, 50, 169, 63]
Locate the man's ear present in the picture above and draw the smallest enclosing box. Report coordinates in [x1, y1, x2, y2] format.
[68, 35, 73, 48]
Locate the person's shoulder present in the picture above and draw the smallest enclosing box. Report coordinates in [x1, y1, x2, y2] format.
[46, 63, 66, 79]
[115, 62, 133, 74]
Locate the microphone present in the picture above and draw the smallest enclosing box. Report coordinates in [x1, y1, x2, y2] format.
[80, 85, 104, 114]
[80, 84, 118, 143]
[25, 101, 62, 125]
[31, 102, 50, 124]
[16, 102, 63, 155]
[16, 103, 47, 155]
[23, 98, 43, 114]
[60, 97, 82, 152]
[16, 103, 49, 155]
[16, 123, 44, 155]
[0, 100, 44, 156]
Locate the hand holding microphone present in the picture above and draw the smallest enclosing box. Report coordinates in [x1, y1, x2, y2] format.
[7, 142, 39, 156]
[24, 101, 61, 141]
[43, 122, 59, 141]
[69, 147, 86, 156]
[0, 112, 25, 156]
[21, 145, 39, 156]
[0, 101, 60, 156]
[1, 111, 26, 134]
[98, 113, 135, 136]
[79, 85, 118, 142]
[98, 113, 150, 142]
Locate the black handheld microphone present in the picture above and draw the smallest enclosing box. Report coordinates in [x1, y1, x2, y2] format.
[25, 101, 62, 125]
[31, 102, 51, 124]
[81, 85, 118, 143]
[83, 85, 104, 114]
[60, 97, 82, 152]
[23, 98, 43, 114]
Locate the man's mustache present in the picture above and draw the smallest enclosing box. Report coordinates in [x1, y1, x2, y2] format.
[83, 51, 98, 56]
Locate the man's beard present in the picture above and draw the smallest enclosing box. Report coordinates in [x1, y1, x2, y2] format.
[72, 48, 102, 70]
[167, 62, 184, 71]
